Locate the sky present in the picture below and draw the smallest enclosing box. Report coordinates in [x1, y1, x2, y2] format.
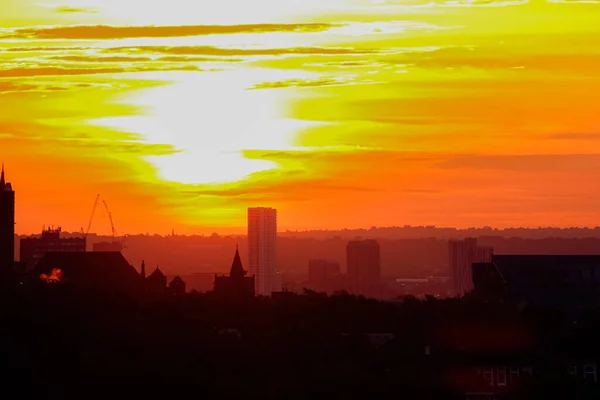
[1, 0, 600, 235]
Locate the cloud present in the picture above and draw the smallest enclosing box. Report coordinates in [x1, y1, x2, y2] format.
[0, 23, 339, 40]
[0, 80, 122, 94]
[0, 82, 67, 94]
[2, 46, 92, 53]
[4, 45, 374, 57]
[438, 154, 600, 172]
[54, 6, 98, 13]
[104, 45, 378, 57]
[0, 64, 202, 77]
[58, 138, 180, 156]
[250, 76, 378, 90]
[48, 55, 240, 63]
[188, 178, 376, 199]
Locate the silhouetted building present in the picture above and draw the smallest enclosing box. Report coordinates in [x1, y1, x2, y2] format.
[92, 241, 122, 252]
[308, 259, 341, 294]
[0, 164, 15, 271]
[34, 251, 141, 295]
[214, 246, 255, 299]
[473, 255, 600, 314]
[169, 276, 186, 295]
[182, 272, 217, 293]
[146, 266, 167, 296]
[20, 227, 86, 270]
[347, 239, 381, 297]
[248, 207, 279, 296]
[449, 238, 493, 297]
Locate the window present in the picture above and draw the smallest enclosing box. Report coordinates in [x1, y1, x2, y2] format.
[584, 365, 597, 382]
[497, 367, 507, 386]
[567, 366, 577, 376]
[483, 367, 494, 386]
[509, 366, 520, 381]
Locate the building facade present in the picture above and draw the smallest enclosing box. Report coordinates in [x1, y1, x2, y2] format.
[0, 165, 15, 271]
[308, 259, 341, 294]
[34, 251, 142, 296]
[347, 239, 381, 297]
[248, 207, 279, 296]
[473, 254, 600, 315]
[449, 238, 493, 297]
[146, 266, 168, 296]
[20, 227, 86, 270]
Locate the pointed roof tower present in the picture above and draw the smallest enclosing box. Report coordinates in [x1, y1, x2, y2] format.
[0, 163, 5, 188]
[150, 265, 165, 279]
[230, 245, 247, 280]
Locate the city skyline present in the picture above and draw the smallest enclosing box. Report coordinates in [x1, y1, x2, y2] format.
[2, 1, 600, 234]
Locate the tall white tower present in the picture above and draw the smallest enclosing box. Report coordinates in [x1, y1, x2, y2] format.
[248, 207, 279, 296]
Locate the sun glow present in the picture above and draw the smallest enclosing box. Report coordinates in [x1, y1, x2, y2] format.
[58, 0, 349, 24]
[91, 69, 326, 185]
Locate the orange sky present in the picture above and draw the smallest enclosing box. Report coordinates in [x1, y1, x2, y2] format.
[1, 0, 600, 235]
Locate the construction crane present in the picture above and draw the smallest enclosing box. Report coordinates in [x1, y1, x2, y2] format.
[102, 200, 117, 239]
[85, 194, 101, 237]
[84, 195, 125, 251]
[102, 199, 126, 250]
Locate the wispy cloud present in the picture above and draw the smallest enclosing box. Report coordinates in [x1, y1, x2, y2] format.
[103, 45, 379, 57]
[439, 154, 600, 172]
[54, 6, 98, 14]
[0, 64, 202, 77]
[47, 55, 241, 63]
[0, 23, 339, 40]
[251, 76, 378, 90]
[0, 81, 68, 94]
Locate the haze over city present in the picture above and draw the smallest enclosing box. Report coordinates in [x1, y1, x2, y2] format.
[2, 0, 600, 234]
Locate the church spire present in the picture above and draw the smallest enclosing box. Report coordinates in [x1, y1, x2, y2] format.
[230, 246, 246, 279]
[0, 163, 5, 188]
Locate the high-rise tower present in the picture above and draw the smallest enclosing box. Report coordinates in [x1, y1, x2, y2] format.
[0, 164, 15, 270]
[449, 238, 494, 297]
[347, 239, 381, 297]
[248, 207, 279, 296]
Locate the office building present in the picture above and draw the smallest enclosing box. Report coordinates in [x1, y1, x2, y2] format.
[20, 227, 86, 270]
[449, 238, 493, 297]
[473, 255, 600, 314]
[248, 207, 279, 296]
[0, 165, 15, 271]
[308, 259, 341, 294]
[347, 239, 381, 297]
